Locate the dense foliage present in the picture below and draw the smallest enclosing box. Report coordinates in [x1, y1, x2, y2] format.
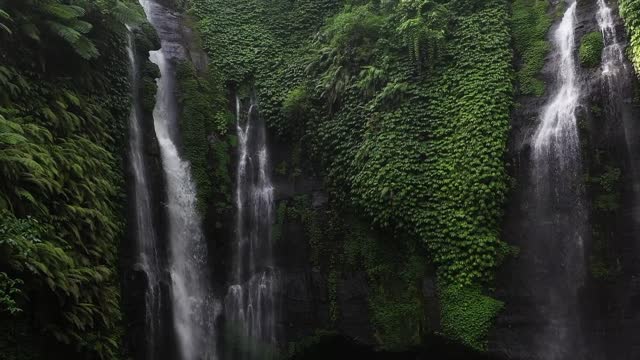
[0, 0, 142, 358]
[619, 0, 640, 74]
[175, 60, 232, 211]
[511, 0, 551, 95]
[579, 31, 604, 68]
[190, 0, 513, 350]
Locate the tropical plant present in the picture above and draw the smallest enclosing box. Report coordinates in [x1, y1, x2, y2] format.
[0, 0, 142, 59]
[309, 4, 386, 107]
[396, 0, 450, 70]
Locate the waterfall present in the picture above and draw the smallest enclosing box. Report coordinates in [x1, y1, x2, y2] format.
[596, 0, 639, 184]
[597, 0, 632, 87]
[528, 1, 587, 358]
[138, 1, 219, 359]
[224, 94, 278, 358]
[533, 1, 581, 164]
[597, 0, 636, 147]
[126, 27, 162, 360]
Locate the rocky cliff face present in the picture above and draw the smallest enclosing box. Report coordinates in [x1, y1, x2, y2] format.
[267, 135, 376, 345]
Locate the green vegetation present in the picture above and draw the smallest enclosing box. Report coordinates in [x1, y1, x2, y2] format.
[439, 284, 503, 350]
[619, 0, 640, 74]
[579, 31, 604, 68]
[3, 0, 582, 355]
[0, 0, 144, 358]
[175, 60, 233, 210]
[588, 164, 622, 281]
[189, 0, 513, 351]
[511, 0, 552, 95]
[284, 196, 428, 350]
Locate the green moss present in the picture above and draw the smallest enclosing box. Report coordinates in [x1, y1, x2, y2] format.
[141, 61, 160, 112]
[588, 164, 622, 281]
[282, 85, 311, 119]
[344, 222, 428, 350]
[272, 201, 288, 244]
[175, 61, 232, 210]
[512, 0, 552, 96]
[439, 284, 503, 351]
[591, 166, 621, 212]
[579, 31, 604, 68]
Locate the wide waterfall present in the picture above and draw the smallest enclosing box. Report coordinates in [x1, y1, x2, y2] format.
[139, 0, 218, 359]
[126, 27, 162, 360]
[224, 94, 278, 358]
[528, 1, 587, 358]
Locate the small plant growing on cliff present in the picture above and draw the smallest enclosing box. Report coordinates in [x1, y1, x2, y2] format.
[579, 32, 604, 68]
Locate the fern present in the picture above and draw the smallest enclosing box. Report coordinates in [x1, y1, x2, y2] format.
[41, 3, 86, 20]
[0, 8, 13, 34]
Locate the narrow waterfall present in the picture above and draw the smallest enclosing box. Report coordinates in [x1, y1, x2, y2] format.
[224, 95, 277, 358]
[597, 0, 634, 103]
[126, 28, 162, 360]
[596, 0, 639, 186]
[139, 1, 218, 359]
[528, 1, 586, 358]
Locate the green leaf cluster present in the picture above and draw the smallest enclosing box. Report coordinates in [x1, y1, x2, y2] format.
[176, 60, 233, 210]
[511, 0, 551, 95]
[0, 0, 143, 60]
[0, 1, 143, 357]
[439, 284, 503, 350]
[619, 0, 640, 75]
[579, 31, 604, 68]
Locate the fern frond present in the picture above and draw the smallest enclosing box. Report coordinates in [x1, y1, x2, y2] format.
[0, 132, 27, 145]
[69, 19, 92, 34]
[71, 35, 99, 59]
[42, 4, 85, 20]
[46, 20, 81, 43]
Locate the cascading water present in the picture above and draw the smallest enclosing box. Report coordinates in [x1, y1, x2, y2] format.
[597, 0, 634, 105]
[126, 27, 162, 360]
[138, 0, 218, 359]
[224, 95, 278, 358]
[596, 0, 639, 185]
[533, 1, 581, 164]
[593, 1, 640, 356]
[528, 1, 587, 359]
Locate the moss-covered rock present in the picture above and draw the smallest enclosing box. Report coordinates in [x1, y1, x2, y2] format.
[512, 0, 552, 96]
[439, 284, 503, 351]
[579, 31, 604, 68]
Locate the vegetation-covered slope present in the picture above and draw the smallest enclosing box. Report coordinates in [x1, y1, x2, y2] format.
[189, 0, 513, 350]
[0, 1, 141, 358]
